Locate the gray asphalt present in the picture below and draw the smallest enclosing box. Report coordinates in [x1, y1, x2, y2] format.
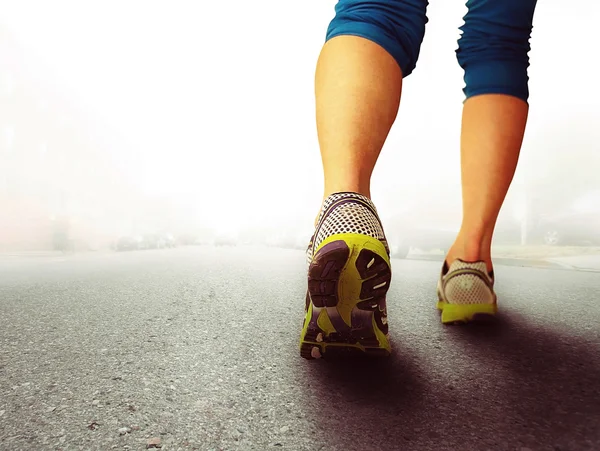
[1, 246, 599, 451]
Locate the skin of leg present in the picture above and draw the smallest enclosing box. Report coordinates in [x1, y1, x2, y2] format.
[312, 0, 429, 225]
[446, 94, 528, 272]
[446, 0, 537, 272]
[316, 35, 402, 203]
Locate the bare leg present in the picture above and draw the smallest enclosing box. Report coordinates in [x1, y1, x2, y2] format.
[316, 35, 402, 203]
[302, 35, 405, 359]
[446, 94, 529, 272]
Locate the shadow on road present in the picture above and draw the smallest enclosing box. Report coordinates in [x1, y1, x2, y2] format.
[449, 310, 600, 442]
[295, 313, 600, 450]
[295, 338, 427, 449]
[304, 339, 425, 407]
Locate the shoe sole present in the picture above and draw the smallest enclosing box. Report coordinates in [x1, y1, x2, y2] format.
[436, 291, 498, 325]
[300, 234, 392, 360]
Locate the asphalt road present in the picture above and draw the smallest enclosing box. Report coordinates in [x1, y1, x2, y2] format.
[1, 246, 599, 451]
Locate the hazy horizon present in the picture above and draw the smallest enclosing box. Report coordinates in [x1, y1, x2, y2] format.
[1, 0, 599, 251]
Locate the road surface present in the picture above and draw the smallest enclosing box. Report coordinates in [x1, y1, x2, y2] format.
[548, 254, 600, 271]
[1, 246, 599, 451]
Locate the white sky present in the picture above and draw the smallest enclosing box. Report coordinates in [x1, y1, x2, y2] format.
[1, 0, 598, 232]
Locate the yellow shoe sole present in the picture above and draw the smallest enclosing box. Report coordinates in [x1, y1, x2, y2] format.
[437, 297, 498, 325]
[300, 233, 392, 359]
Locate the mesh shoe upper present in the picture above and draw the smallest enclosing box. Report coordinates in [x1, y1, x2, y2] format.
[438, 260, 496, 305]
[306, 192, 388, 264]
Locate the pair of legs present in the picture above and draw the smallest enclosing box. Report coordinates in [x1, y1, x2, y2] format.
[316, 0, 537, 272]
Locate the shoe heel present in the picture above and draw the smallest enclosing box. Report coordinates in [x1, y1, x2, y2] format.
[438, 302, 498, 324]
[300, 234, 392, 359]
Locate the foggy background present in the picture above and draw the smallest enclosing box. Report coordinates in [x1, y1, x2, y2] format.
[1, 0, 599, 257]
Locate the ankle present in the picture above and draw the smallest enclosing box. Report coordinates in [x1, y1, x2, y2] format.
[323, 183, 371, 201]
[447, 231, 493, 272]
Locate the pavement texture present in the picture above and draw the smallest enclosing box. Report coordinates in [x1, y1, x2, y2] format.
[0, 246, 599, 451]
[491, 245, 600, 260]
[547, 255, 600, 271]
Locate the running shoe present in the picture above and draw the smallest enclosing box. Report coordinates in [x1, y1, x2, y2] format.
[300, 192, 392, 359]
[436, 259, 497, 324]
